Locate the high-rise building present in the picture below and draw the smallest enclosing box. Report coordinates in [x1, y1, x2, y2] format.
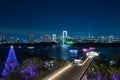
[9, 37, 17, 43]
[16, 38, 20, 43]
[0, 35, 3, 41]
[108, 35, 114, 43]
[88, 33, 91, 39]
[0, 35, 5, 41]
[44, 34, 51, 42]
[29, 34, 34, 43]
[52, 34, 56, 42]
[40, 36, 44, 42]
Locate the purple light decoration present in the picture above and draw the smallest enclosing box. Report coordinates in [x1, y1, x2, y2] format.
[89, 47, 96, 50]
[112, 74, 118, 80]
[82, 47, 96, 54]
[81, 73, 86, 80]
[2, 46, 19, 76]
[97, 72, 101, 80]
[21, 62, 40, 80]
[82, 48, 88, 53]
[82, 48, 88, 58]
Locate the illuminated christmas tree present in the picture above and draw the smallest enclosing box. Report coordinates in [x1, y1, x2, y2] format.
[2, 46, 19, 76]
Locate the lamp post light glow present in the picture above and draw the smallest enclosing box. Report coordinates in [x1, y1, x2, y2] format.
[86, 51, 99, 57]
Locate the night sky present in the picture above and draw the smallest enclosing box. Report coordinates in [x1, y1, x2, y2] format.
[0, 0, 120, 38]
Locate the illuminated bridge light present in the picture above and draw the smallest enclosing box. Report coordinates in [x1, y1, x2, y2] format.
[66, 41, 73, 45]
[69, 50, 78, 53]
[86, 51, 99, 57]
[47, 63, 72, 80]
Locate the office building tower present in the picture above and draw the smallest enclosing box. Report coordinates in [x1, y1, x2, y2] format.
[29, 34, 34, 43]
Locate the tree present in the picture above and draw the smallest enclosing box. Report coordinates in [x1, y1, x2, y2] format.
[2, 46, 19, 76]
[20, 57, 41, 80]
[7, 72, 21, 80]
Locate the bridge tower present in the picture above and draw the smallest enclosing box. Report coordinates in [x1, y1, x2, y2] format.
[62, 31, 67, 44]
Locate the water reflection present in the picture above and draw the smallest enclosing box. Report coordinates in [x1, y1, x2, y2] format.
[61, 44, 71, 61]
[0, 45, 120, 62]
[51, 44, 80, 61]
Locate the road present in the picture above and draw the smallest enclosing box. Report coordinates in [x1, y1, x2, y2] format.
[49, 56, 93, 80]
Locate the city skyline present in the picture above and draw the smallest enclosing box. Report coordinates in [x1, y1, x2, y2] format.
[0, 30, 119, 44]
[0, 0, 120, 37]
[0, 30, 118, 40]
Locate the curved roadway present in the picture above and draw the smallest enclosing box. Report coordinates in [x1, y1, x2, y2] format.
[49, 56, 93, 80]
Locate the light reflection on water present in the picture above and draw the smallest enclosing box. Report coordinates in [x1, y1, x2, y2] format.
[0, 45, 120, 62]
[51, 44, 81, 61]
[51, 45, 120, 61]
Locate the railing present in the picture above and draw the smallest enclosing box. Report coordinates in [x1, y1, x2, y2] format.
[81, 60, 93, 80]
[76, 57, 93, 80]
[43, 62, 73, 80]
[43, 56, 93, 80]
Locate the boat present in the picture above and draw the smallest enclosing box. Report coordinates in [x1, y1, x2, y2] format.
[27, 46, 35, 49]
[69, 49, 78, 53]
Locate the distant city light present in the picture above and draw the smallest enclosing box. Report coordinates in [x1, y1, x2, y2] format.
[66, 41, 73, 45]
[0, 31, 120, 44]
[48, 63, 72, 80]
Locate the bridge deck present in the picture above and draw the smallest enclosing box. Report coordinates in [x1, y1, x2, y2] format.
[52, 65, 82, 80]
[49, 57, 92, 80]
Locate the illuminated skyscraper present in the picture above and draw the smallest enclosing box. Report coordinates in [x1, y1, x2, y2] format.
[9, 37, 17, 43]
[0, 35, 5, 41]
[62, 31, 67, 44]
[88, 33, 91, 39]
[52, 34, 56, 42]
[29, 34, 34, 43]
[44, 34, 51, 42]
[0, 35, 3, 41]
